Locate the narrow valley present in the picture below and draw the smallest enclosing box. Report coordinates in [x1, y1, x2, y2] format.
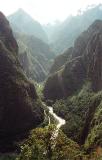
[0, 2, 102, 160]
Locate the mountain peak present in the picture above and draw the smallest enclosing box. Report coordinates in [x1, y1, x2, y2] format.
[88, 19, 102, 33]
[16, 8, 29, 16]
[11, 8, 31, 18]
[0, 11, 18, 53]
[0, 11, 6, 19]
[17, 8, 25, 12]
[8, 9, 48, 42]
[90, 19, 102, 27]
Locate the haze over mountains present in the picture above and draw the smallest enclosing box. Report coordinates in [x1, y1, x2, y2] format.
[44, 14, 102, 157]
[1, 3, 102, 159]
[7, 4, 102, 83]
[8, 9, 55, 82]
[15, 32, 55, 82]
[47, 4, 102, 54]
[8, 8, 48, 43]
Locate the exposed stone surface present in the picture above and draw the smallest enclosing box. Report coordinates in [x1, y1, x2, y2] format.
[44, 20, 102, 101]
[0, 12, 18, 53]
[50, 47, 73, 74]
[15, 32, 55, 82]
[0, 12, 44, 139]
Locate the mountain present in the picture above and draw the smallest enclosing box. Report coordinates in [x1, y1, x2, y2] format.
[7, 9, 55, 82]
[44, 19, 102, 100]
[8, 8, 48, 43]
[43, 21, 61, 42]
[49, 47, 73, 74]
[0, 12, 44, 143]
[15, 32, 55, 82]
[50, 4, 102, 54]
[43, 20, 102, 154]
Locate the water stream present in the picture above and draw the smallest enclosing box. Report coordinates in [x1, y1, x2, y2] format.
[43, 102, 66, 139]
[48, 106, 65, 130]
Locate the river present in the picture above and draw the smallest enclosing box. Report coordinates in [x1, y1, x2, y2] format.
[43, 102, 66, 139]
[48, 106, 65, 130]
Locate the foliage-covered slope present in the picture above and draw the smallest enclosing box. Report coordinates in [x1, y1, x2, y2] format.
[44, 20, 102, 100]
[17, 125, 83, 160]
[43, 19, 102, 158]
[52, 85, 102, 156]
[0, 12, 44, 142]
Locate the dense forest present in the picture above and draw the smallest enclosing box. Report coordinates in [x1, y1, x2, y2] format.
[0, 3, 102, 160]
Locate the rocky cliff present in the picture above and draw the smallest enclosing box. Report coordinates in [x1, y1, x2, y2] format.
[15, 32, 54, 82]
[0, 12, 44, 140]
[46, 20, 102, 153]
[44, 20, 102, 101]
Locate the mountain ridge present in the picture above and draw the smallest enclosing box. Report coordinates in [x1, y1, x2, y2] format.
[44, 19, 102, 101]
[49, 4, 102, 54]
[8, 8, 48, 43]
[0, 12, 44, 142]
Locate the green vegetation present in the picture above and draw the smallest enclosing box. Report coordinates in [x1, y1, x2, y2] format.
[16, 125, 84, 160]
[85, 92, 102, 150]
[0, 12, 44, 148]
[35, 83, 44, 100]
[53, 83, 93, 142]
[1, 7, 102, 160]
[0, 155, 16, 160]
[52, 84, 102, 157]
[15, 124, 102, 160]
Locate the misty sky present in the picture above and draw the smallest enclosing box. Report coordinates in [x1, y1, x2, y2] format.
[0, 0, 102, 24]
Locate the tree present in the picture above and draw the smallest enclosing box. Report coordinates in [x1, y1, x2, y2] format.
[16, 125, 83, 160]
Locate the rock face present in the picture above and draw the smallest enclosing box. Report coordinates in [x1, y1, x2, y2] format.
[50, 47, 73, 74]
[87, 32, 102, 91]
[19, 51, 47, 82]
[0, 12, 18, 53]
[0, 12, 44, 139]
[7, 9, 56, 82]
[44, 20, 102, 101]
[15, 32, 55, 82]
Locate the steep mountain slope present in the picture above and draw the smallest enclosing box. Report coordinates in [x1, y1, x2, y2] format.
[51, 4, 102, 54]
[0, 12, 44, 140]
[15, 32, 55, 82]
[52, 86, 102, 150]
[8, 8, 48, 43]
[43, 21, 61, 41]
[44, 20, 102, 154]
[50, 47, 73, 74]
[44, 20, 102, 100]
